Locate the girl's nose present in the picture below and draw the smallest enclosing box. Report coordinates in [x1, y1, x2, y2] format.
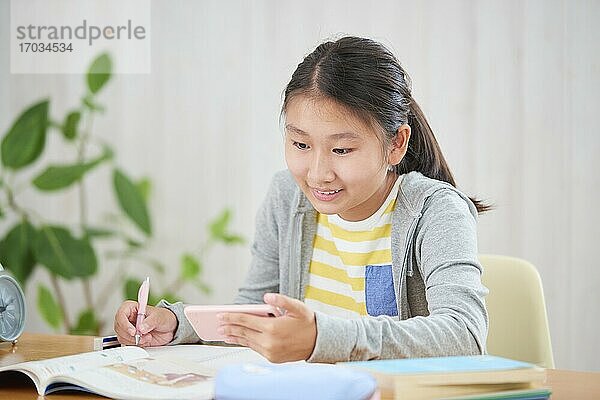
[307, 153, 335, 184]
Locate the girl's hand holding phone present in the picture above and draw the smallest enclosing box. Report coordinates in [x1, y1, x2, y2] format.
[216, 293, 317, 363]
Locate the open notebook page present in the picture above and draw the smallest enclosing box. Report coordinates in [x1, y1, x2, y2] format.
[146, 344, 273, 374]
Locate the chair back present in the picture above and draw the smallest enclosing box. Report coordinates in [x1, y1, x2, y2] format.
[479, 254, 555, 368]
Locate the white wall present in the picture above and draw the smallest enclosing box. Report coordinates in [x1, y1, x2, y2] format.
[1, 0, 598, 371]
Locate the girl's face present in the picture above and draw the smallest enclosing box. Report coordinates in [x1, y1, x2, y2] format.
[284, 95, 405, 221]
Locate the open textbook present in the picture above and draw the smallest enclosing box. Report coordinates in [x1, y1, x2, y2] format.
[0, 344, 268, 399]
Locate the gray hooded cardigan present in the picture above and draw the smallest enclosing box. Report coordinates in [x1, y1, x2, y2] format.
[159, 170, 488, 363]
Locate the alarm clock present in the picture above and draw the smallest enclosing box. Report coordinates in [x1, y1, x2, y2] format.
[0, 263, 26, 343]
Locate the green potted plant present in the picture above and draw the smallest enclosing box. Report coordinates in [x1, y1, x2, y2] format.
[0, 53, 243, 335]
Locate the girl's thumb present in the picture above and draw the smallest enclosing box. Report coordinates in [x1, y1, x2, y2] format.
[264, 293, 304, 316]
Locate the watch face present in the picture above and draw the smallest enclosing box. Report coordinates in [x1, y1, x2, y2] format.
[0, 275, 26, 342]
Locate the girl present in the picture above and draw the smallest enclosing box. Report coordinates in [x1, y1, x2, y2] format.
[114, 36, 489, 363]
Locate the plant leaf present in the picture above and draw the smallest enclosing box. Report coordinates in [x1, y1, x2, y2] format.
[209, 209, 231, 239]
[33, 225, 97, 279]
[113, 169, 152, 236]
[82, 95, 105, 112]
[0, 220, 36, 285]
[161, 293, 179, 303]
[221, 234, 245, 245]
[126, 238, 143, 249]
[32, 151, 110, 191]
[37, 284, 63, 330]
[181, 253, 201, 281]
[124, 278, 141, 301]
[62, 111, 81, 140]
[70, 309, 99, 335]
[1, 100, 49, 169]
[87, 53, 112, 94]
[136, 178, 151, 202]
[148, 294, 161, 306]
[84, 227, 116, 239]
[33, 164, 90, 191]
[208, 209, 244, 244]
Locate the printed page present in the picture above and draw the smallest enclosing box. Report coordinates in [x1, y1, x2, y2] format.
[56, 356, 214, 400]
[146, 344, 270, 375]
[0, 346, 147, 393]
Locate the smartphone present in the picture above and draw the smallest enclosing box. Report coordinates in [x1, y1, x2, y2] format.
[183, 304, 283, 342]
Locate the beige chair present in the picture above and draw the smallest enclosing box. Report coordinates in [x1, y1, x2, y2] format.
[479, 254, 555, 368]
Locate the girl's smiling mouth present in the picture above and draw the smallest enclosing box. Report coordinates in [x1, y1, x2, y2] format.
[312, 188, 343, 201]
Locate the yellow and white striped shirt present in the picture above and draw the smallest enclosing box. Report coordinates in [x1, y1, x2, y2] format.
[304, 176, 402, 319]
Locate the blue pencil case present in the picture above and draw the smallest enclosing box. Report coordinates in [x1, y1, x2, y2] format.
[215, 362, 379, 400]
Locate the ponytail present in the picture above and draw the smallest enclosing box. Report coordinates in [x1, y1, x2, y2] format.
[399, 98, 492, 213]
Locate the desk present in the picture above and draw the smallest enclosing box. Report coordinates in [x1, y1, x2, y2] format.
[1, 333, 599, 399]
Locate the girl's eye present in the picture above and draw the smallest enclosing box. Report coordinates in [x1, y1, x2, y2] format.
[292, 141, 309, 150]
[332, 148, 352, 155]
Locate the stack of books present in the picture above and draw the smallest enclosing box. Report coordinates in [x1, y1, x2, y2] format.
[338, 355, 550, 400]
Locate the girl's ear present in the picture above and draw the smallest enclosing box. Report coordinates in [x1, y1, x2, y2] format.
[388, 124, 411, 166]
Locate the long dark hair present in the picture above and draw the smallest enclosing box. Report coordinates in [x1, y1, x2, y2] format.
[281, 36, 491, 213]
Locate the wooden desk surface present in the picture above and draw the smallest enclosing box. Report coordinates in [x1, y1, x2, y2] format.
[1, 333, 599, 399]
[0, 333, 99, 399]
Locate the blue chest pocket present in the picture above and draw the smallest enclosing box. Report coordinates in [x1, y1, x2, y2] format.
[365, 264, 398, 317]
